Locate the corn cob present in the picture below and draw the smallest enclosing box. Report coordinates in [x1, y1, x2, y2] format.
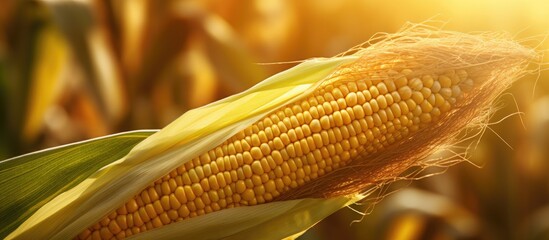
[78, 65, 476, 239]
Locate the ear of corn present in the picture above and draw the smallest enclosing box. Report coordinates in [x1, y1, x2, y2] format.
[6, 26, 536, 240]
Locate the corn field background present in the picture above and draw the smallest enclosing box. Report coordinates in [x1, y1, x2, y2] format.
[1, 0, 548, 239]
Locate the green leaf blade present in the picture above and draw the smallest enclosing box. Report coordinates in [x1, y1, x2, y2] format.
[0, 130, 156, 239]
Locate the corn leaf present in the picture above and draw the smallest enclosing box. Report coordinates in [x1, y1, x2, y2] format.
[21, 25, 67, 142]
[0, 130, 156, 239]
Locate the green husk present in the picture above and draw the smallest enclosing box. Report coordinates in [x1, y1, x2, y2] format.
[0, 130, 156, 239]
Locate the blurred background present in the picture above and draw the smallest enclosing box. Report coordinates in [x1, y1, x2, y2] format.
[1, 0, 548, 239]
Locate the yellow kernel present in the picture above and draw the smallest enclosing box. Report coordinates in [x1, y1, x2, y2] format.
[291, 116, 302, 128]
[363, 102, 373, 116]
[270, 150, 282, 165]
[322, 102, 333, 115]
[265, 180, 276, 193]
[209, 190, 220, 202]
[258, 131, 268, 143]
[377, 95, 387, 109]
[352, 105, 365, 119]
[160, 196, 170, 211]
[108, 220, 122, 234]
[138, 207, 150, 222]
[282, 176, 292, 186]
[159, 212, 171, 225]
[208, 176, 219, 190]
[273, 137, 284, 150]
[369, 86, 379, 98]
[409, 78, 423, 91]
[200, 178, 210, 192]
[133, 212, 143, 227]
[251, 161, 265, 175]
[295, 142, 305, 156]
[148, 217, 161, 228]
[320, 116, 331, 130]
[432, 107, 441, 117]
[398, 86, 412, 100]
[345, 92, 358, 106]
[242, 165, 253, 178]
[100, 227, 113, 239]
[199, 153, 210, 165]
[377, 83, 388, 94]
[422, 75, 434, 88]
[260, 143, 271, 156]
[195, 167, 205, 180]
[191, 183, 204, 196]
[145, 204, 157, 218]
[288, 129, 299, 142]
[340, 110, 351, 125]
[127, 199, 138, 213]
[169, 194, 181, 209]
[373, 114, 382, 126]
[148, 188, 159, 202]
[420, 101, 433, 113]
[241, 140, 251, 151]
[420, 113, 432, 123]
[188, 169, 199, 183]
[167, 210, 178, 221]
[236, 180, 246, 193]
[116, 215, 127, 230]
[411, 92, 424, 103]
[332, 111, 343, 126]
[254, 185, 266, 196]
[236, 168, 245, 180]
[310, 119, 322, 133]
[332, 88, 343, 99]
[440, 88, 452, 98]
[421, 87, 432, 99]
[251, 175, 262, 186]
[178, 205, 190, 218]
[439, 75, 452, 88]
[250, 135, 260, 147]
[78, 229, 91, 240]
[141, 191, 151, 205]
[281, 162, 291, 175]
[260, 158, 272, 172]
[242, 152, 253, 165]
[370, 99, 379, 112]
[153, 200, 163, 214]
[195, 197, 206, 210]
[242, 189, 255, 201]
[431, 81, 442, 93]
[184, 186, 196, 201]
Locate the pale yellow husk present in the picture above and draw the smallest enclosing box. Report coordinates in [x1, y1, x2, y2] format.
[8, 56, 358, 239]
[128, 194, 362, 240]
